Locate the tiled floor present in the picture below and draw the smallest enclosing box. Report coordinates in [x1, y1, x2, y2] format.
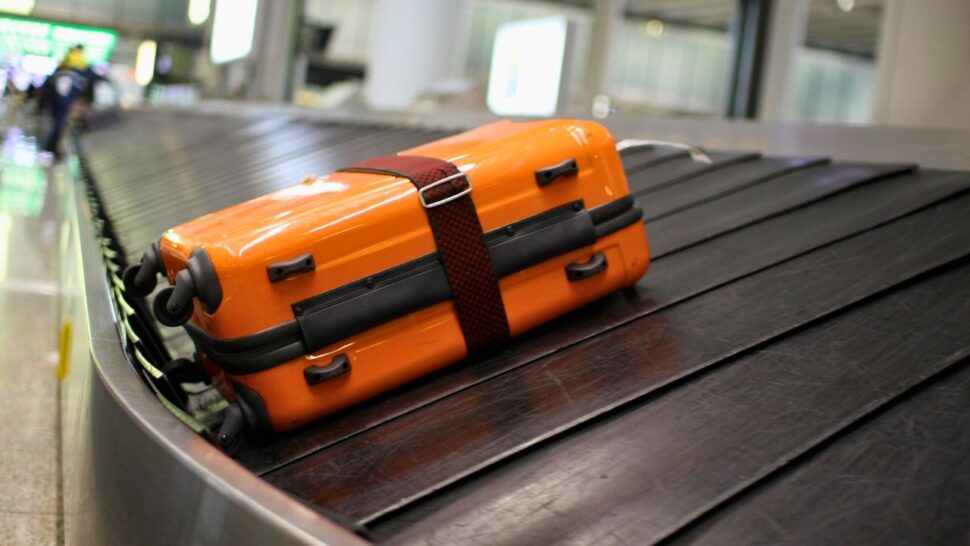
[0, 126, 62, 545]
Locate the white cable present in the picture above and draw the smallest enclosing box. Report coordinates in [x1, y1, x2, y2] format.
[616, 138, 712, 164]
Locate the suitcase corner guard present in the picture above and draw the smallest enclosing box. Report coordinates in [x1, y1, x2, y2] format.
[182, 196, 644, 377]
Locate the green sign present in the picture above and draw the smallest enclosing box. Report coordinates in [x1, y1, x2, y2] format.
[0, 162, 46, 216]
[0, 15, 118, 64]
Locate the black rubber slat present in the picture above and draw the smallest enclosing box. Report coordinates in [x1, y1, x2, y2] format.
[99, 125, 429, 213]
[90, 118, 315, 198]
[647, 161, 915, 257]
[643, 155, 828, 221]
[672, 358, 970, 546]
[619, 146, 689, 175]
[235, 169, 970, 475]
[372, 260, 970, 545]
[83, 113, 259, 175]
[103, 126, 418, 226]
[86, 116, 293, 186]
[625, 151, 760, 195]
[263, 194, 970, 523]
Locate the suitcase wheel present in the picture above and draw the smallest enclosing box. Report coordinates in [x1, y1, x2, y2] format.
[153, 287, 194, 327]
[123, 264, 154, 297]
[123, 242, 164, 297]
[217, 403, 246, 455]
[162, 358, 208, 384]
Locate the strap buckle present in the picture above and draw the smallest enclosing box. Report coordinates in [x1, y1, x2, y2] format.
[418, 171, 473, 209]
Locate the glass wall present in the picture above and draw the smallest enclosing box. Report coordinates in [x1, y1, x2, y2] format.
[610, 19, 730, 115]
[792, 48, 874, 124]
[299, 0, 887, 124]
[789, 0, 883, 124]
[463, 0, 736, 116]
[303, 0, 376, 63]
[463, 0, 591, 105]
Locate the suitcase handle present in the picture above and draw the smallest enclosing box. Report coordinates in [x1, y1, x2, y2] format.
[267, 252, 315, 283]
[304, 354, 351, 385]
[566, 252, 608, 281]
[535, 157, 579, 186]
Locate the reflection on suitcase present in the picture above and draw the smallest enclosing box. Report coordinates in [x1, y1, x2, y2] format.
[124, 119, 650, 449]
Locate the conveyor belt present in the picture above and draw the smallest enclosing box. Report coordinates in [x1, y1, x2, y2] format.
[77, 108, 970, 545]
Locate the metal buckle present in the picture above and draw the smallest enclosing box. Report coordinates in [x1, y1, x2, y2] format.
[418, 171, 473, 209]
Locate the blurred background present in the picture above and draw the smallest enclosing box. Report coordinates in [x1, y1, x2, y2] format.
[1, 0, 968, 131]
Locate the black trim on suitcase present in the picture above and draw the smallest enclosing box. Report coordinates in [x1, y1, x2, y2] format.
[185, 197, 643, 375]
[595, 205, 645, 239]
[295, 201, 595, 356]
[590, 195, 634, 223]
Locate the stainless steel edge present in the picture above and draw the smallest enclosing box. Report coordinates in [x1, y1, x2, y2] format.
[62, 155, 371, 546]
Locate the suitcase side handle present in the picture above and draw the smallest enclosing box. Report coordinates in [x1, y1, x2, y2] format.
[566, 252, 608, 281]
[535, 157, 579, 187]
[267, 252, 316, 283]
[304, 354, 351, 385]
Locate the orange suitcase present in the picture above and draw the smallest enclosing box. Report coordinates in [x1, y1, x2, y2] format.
[124, 119, 650, 448]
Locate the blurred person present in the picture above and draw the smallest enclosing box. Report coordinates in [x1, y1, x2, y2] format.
[3, 65, 23, 124]
[42, 45, 105, 157]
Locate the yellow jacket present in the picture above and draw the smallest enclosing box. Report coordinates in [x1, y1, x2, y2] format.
[62, 49, 89, 71]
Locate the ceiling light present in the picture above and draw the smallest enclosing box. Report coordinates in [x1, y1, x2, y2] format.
[210, 0, 258, 64]
[486, 16, 569, 117]
[135, 40, 157, 86]
[645, 19, 664, 37]
[837, 0, 855, 13]
[188, 0, 210, 25]
[0, 0, 34, 15]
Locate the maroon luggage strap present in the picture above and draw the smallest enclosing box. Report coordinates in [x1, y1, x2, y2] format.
[338, 155, 511, 353]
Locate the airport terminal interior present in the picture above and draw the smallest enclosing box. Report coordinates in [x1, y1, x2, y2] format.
[1, 0, 969, 544]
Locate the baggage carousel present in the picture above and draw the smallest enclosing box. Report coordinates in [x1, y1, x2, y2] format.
[66, 106, 970, 545]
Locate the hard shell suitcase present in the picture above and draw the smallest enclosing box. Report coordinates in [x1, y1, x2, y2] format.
[125, 119, 650, 446]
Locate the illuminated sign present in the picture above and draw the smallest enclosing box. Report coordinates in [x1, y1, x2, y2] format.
[0, 0, 34, 16]
[487, 16, 571, 117]
[210, 0, 258, 64]
[0, 15, 117, 64]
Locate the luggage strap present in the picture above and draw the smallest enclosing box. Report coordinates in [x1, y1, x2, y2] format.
[338, 155, 511, 353]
